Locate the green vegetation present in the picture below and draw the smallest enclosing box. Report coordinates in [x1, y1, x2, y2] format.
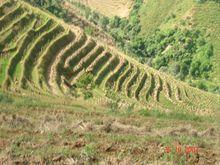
[0, 92, 218, 163]
[68, 0, 220, 93]
[0, 92, 13, 103]
[138, 109, 214, 122]
[24, 0, 69, 21]
[138, 0, 220, 93]
[70, 0, 142, 47]
[75, 73, 94, 99]
[0, 0, 219, 114]
[129, 28, 214, 90]
[0, 0, 219, 164]
[24, 0, 220, 93]
[81, 144, 97, 160]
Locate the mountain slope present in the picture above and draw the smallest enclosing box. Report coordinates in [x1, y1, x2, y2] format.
[139, 0, 220, 90]
[65, 0, 220, 93]
[0, 0, 219, 115]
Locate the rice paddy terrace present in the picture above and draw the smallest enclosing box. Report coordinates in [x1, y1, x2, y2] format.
[0, 0, 219, 115]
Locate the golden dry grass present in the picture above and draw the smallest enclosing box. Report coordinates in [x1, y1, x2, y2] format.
[75, 0, 133, 18]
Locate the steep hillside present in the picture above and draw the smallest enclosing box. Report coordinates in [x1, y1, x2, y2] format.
[65, 0, 220, 93]
[139, 0, 220, 89]
[0, 0, 219, 115]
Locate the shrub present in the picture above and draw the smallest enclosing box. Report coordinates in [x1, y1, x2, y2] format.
[195, 0, 207, 3]
[170, 63, 180, 75]
[190, 61, 201, 77]
[196, 81, 208, 91]
[99, 16, 109, 29]
[76, 73, 94, 89]
[82, 90, 93, 100]
[84, 26, 94, 36]
[153, 56, 167, 69]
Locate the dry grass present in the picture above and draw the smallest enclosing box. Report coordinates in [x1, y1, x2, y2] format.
[73, 0, 133, 18]
[0, 92, 219, 164]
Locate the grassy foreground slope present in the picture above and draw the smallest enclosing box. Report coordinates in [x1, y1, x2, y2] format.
[139, 0, 220, 89]
[0, 91, 219, 164]
[0, 0, 219, 115]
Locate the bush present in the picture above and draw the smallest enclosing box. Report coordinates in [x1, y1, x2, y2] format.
[84, 26, 94, 36]
[196, 81, 208, 91]
[170, 63, 180, 75]
[82, 90, 93, 100]
[99, 16, 109, 29]
[109, 16, 121, 28]
[190, 61, 201, 77]
[153, 56, 167, 69]
[196, 0, 207, 3]
[195, 0, 220, 3]
[76, 73, 94, 89]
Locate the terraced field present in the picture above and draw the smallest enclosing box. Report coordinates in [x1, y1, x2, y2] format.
[0, 0, 219, 115]
[71, 0, 133, 18]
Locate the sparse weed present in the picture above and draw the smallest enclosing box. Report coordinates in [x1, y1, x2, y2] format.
[110, 134, 138, 143]
[81, 144, 97, 160]
[82, 89, 93, 100]
[72, 134, 80, 141]
[125, 103, 134, 114]
[84, 132, 95, 142]
[0, 1, 219, 163]
[10, 135, 33, 156]
[47, 132, 55, 142]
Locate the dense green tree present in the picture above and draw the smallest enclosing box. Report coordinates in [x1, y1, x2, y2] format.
[109, 16, 121, 28]
[153, 56, 167, 69]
